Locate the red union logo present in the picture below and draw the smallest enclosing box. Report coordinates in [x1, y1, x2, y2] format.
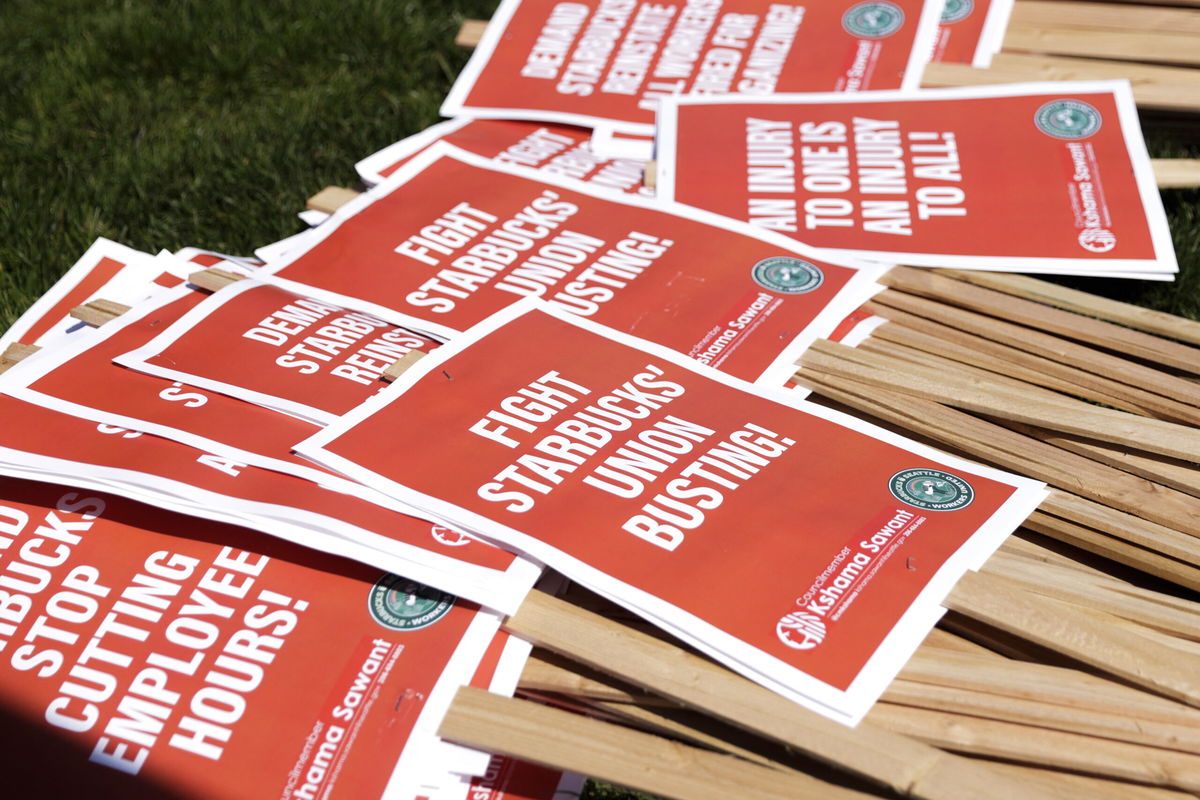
[1078, 227, 1117, 253]
[776, 611, 827, 650]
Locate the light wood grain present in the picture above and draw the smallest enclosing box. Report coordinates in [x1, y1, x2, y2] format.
[504, 590, 1069, 799]
[438, 688, 878, 800]
[802, 338, 1200, 464]
[455, 19, 488, 48]
[187, 267, 244, 292]
[868, 291, 1200, 406]
[305, 185, 360, 214]
[922, 54, 1200, 112]
[1012, 1, 1200, 34]
[932, 268, 1200, 346]
[1003, 24, 1200, 66]
[945, 570, 1200, 707]
[868, 703, 1200, 791]
[880, 267, 1200, 375]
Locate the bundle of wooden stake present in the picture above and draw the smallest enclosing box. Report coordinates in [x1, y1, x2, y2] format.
[428, 266, 1200, 800]
[924, 0, 1200, 116]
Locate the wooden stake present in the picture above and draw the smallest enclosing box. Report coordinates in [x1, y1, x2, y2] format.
[1153, 158, 1200, 189]
[944, 570, 1200, 707]
[923, 53, 1200, 112]
[455, 19, 488, 48]
[980, 553, 1200, 642]
[866, 315, 1200, 423]
[0, 342, 40, 375]
[932, 268, 1200, 347]
[879, 266, 1200, 375]
[187, 267, 245, 292]
[801, 338, 1200, 463]
[438, 688, 880, 800]
[979, 761, 1194, 800]
[1002, 24, 1200, 66]
[503, 590, 1071, 800]
[868, 290, 1200, 404]
[867, 703, 1200, 791]
[305, 185, 361, 215]
[882, 678, 1200, 754]
[381, 349, 426, 382]
[1011, 1, 1200, 35]
[68, 299, 131, 328]
[1022, 511, 1200, 593]
[1007, 423, 1200, 499]
[899, 648, 1200, 727]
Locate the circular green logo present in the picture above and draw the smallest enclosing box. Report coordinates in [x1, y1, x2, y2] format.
[843, 2, 905, 37]
[941, 0, 974, 23]
[751, 257, 824, 294]
[368, 574, 454, 631]
[1034, 100, 1102, 140]
[889, 469, 975, 511]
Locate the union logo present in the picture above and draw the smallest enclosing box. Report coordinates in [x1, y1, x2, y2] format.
[367, 574, 455, 631]
[889, 468, 975, 511]
[1034, 99, 1103, 140]
[843, 2, 906, 38]
[941, 0, 974, 23]
[751, 257, 824, 294]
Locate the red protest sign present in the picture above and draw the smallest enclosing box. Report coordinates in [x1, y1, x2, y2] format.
[298, 301, 1045, 723]
[0, 476, 498, 799]
[264, 143, 881, 385]
[357, 118, 652, 196]
[0, 393, 537, 613]
[115, 279, 441, 425]
[655, 81, 1176, 276]
[2, 286, 344, 488]
[442, 0, 942, 134]
[0, 241, 187, 352]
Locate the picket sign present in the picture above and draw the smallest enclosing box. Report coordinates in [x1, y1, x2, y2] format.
[454, 16, 1200, 118]
[333, 321, 1200, 796]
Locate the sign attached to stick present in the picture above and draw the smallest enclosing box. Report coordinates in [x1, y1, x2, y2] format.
[0, 393, 538, 613]
[357, 117, 653, 196]
[0, 476, 500, 799]
[115, 279, 441, 425]
[442, 0, 945, 134]
[655, 81, 1177, 277]
[298, 301, 1046, 724]
[262, 143, 883, 386]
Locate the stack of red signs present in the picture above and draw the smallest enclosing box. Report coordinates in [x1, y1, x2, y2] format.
[296, 299, 1046, 724]
[0, 475, 506, 798]
[0, 248, 575, 798]
[443, 0, 944, 137]
[259, 143, 886, 386]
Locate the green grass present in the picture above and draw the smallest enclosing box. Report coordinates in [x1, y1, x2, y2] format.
[0, 2, 1196, 799]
